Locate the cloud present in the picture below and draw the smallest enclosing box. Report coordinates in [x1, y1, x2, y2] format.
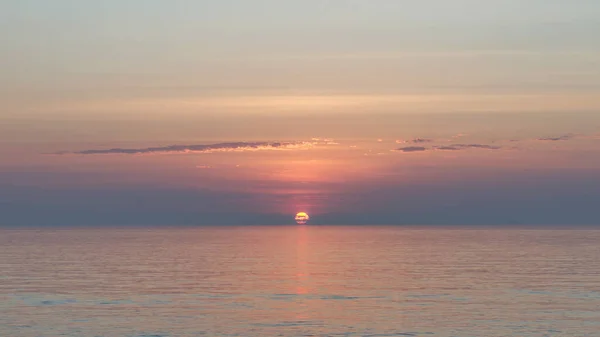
[311, 137, 339, 145]
[396, 146, 428, 153]
[435, 144, 501, 151]
[537, 134, 574, 141]
[392, 138, 432, 144]
[436, 146, 462, 151]
[59, 140, 331, 155]
[411, 138, 433, 144]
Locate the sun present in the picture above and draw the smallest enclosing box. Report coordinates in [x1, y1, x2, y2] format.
[295, 212, 310, 225]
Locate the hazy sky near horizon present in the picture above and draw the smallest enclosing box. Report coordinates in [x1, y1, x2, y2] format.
[1, 1, 600, 225]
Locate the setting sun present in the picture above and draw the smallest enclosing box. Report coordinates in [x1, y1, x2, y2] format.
[295, 212, 310, 225]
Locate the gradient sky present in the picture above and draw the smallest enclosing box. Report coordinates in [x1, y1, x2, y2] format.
[1, 1, 599, 225]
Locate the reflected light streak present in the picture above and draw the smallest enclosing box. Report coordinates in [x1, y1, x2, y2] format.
[294, 226, 310, 321]
[296, 226, 309, 296]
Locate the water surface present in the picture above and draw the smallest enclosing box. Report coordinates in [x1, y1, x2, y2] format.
[2, 227, 600, 336]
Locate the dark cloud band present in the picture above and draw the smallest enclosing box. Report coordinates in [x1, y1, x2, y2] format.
[61, 141, 316, 155]
[537, 134, 574, 141]
[436, 144, 501, 151]
[396, 146, 428, 152]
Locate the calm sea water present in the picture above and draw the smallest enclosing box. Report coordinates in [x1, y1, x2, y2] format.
[2, 227, 600, 337]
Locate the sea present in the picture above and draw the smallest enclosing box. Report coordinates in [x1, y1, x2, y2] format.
[2, 226, 600, 337]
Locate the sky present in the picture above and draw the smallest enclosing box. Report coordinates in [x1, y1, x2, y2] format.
[1, 0, 599, 226]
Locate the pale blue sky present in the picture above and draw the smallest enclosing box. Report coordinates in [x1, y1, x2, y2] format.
[2, 0, 600, 144]
[2, 0, 599, 96]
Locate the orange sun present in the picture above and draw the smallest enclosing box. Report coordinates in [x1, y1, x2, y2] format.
[295, 212, 310, 225]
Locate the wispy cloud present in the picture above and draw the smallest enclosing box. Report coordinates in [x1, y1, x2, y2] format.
[395, 138, 433, 144]
[537, 134, 574, 141]
[411, 138, 433, 144]
[396, 146, 428, 153]
[59, 140, 330, 155]
[391, 132, 598, 153]
[435, 144, 501, 151]
[394, 143, 501, 153]
[311, 138, 339, 145]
